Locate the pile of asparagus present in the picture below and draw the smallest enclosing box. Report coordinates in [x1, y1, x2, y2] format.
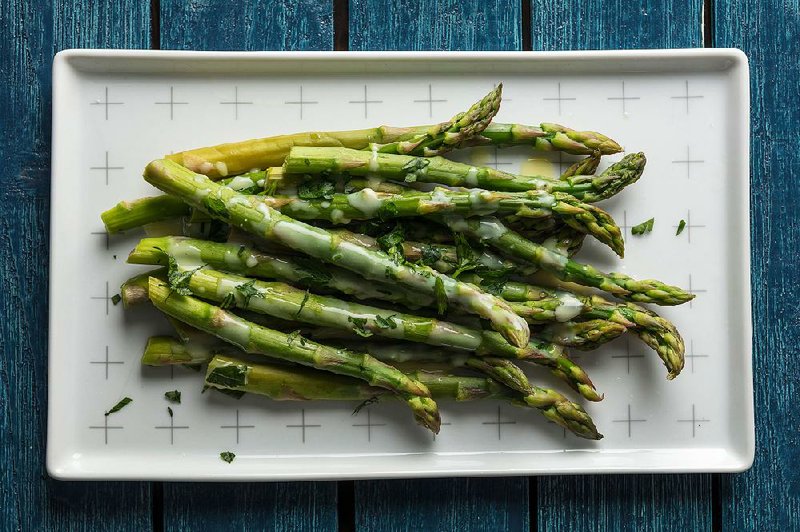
[102, 85, 692, 440]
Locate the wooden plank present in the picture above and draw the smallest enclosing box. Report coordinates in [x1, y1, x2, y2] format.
[0, 1, 152, 530]
[529, 0, 704, 49]
[157, 2, 338, 529]
[348, 2, 528, 530]
[714, 1, 800, 528]
[160, 0, 334, 51]
[162, 482, 337, 531]
[350, 0, 523, 51]
[530, 1, 713, 531]
[355, 477, 529, 532]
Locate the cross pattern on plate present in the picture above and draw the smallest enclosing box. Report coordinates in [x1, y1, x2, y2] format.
[89, 345, 125, 380]
[89, 281, 115, 316]
[220, 409, 255, 444]
[351, 408, 386, 442]
[482, 406, 516, 440]
[90, 86, 123, 120]
[155, 412, 190, 445]
[612, 404, 647, 438]
[675, 209, 706, 243]
[90, 151, 124, 186]
[348, 85, 383, 119]
[611, 338, 646, 374]
[672, 146, 705, 179]
[285, 409, 321, 443]
[671, 80, 704, 114]
[413, 84, 447, 117]
[607, 81, 641, 114]
[677, 404, 710, 437]
[542, 82, 576, 115]
[89, 416, 123, 445]
[155, 86, 189, 120]
[284, 86, 318, 119]
[686, 274, 708, 309]
[686, 339, 710, 373]
[220, 86, 253, 120]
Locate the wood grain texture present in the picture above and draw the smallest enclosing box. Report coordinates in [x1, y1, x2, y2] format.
[157, 3, 338, 530]
[355, 478, 529, 532]
[529, 0, 704, 50]
[160, 0, 334, 51]
[348, 3, 528, 530]
[0, 1, 152, 530]
[530, 2, 712, 531]
[162, 482, 337, 532]
[349, 0, 522, 51]
[714, 0, 800, 528]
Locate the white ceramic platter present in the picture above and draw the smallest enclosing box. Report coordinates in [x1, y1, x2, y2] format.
[48, 50, 753, 480]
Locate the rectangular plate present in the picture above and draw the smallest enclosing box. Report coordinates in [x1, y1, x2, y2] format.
[48, 49, 753, 480]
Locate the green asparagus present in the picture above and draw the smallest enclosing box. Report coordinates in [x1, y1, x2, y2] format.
[265, 187, 623, 255]
[144, 159, 531, 347]
[440, 216, 694, 306]
[205, 355, 602, 439]
[283, 147, 644, 204]
[147, 277, 441, 432]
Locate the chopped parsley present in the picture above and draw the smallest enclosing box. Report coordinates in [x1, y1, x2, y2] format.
[203, 196, 229, 219]
[348, 316, 373, 337]
[105, 397, 132, 416]
[167, 406, 174, 418]
[377, 223, 406, 263]
[165, 254, 203, 296]
[295, 290, 311, 318]
[434, 277, 448, 315]
[353, 396, 380, 415]
[111, 293, 122, 306]
[631, 218, 655, 236]
[375, 314, 397, 330]
[376, 202, 399, 221]
[219, 292, 236, 309]
[293, 257, 332, 289]
[451, 234, 481, 278]
[220, 451, 236, 464]
[476, 268, 511, 296]
[401, 157, 430, 182]
[164, 390, 181, 404]
[235, 280, 264, 307]
[206, 364, 248, 388]
[298, 179, 335, 200]
[419, 245, 443, 266]
[676, 219, 686, 236]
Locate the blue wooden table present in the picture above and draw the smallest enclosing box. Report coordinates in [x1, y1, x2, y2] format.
[1, 1, 796, 529]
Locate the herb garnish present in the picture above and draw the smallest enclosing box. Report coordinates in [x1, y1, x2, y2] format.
[348, 316, 374, 337]
[105, 397, 132, 416]
[632, 218, 655, 235]
[164, 390, 181, 404]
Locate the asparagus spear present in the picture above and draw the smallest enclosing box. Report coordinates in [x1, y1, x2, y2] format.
[144, 159, 531, 348]
[165, 86, 502, 178]
[441, 216, 694, 306]
[160, 262, 598, 399]
[535, 319, 628, 350]
[102, 195, 189, 234]
[147, 277, 441, 432]
[205, 355, 602, 440]
[265, 187, 623, 255]
[283, 147, 644, 204]
[560, 152, 601, 178]
[128, 236, 430, 309]
[465, 122, 622, 155]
